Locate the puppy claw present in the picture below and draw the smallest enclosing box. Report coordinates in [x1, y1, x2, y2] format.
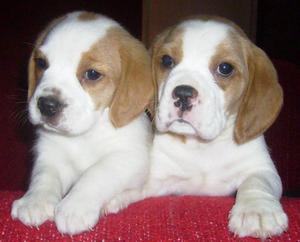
[11, 194, 58, 227]
[229, 199, 288, 239]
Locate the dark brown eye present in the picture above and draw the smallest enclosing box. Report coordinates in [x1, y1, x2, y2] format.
[35, 57, 48, 70]
[217, 62, 234, 77]
[161, 55, 175, 68]
[84, 69, 103, 81]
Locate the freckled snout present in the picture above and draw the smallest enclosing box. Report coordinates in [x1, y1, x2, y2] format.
[172, 85, 198, 112]
[37, 96, 63, 118]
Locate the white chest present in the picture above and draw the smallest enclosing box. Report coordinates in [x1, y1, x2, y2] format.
[149, 133, 269, 196]
[36, 112, 152, 173]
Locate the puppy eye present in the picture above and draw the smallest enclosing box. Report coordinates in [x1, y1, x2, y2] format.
[161, 55, 175, 68]
[217, 62, 234, 77]
[84, 69, 103, 81]
[35, 57, 48, 70]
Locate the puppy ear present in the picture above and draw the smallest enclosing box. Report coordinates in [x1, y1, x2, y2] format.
[28, 52, 37, 100]
[234, 45, 283, 144]
[109, 32, 154, 127]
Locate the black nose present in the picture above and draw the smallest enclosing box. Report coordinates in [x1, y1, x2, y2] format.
[37, 96, 62, 117]
[173, 85, 198, 100]
[172, 85, 198, 111]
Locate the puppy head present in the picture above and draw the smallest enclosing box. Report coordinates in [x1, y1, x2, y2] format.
[28, 11, 153, 135]
[151, 17, 283, 144]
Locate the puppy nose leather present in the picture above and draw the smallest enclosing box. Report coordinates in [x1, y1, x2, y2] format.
[38, 96, 62, 117]
[173, 85, 198, 112]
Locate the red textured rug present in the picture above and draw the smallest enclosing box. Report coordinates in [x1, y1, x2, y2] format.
[0, 191, 299, 241]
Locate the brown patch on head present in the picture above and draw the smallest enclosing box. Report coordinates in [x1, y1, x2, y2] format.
[28, 49, 49, 99]
[77, 26, 154, 127]
[151, 26, 184, 87]
[78, 12, 100, 21]
[77, 29, 121, 110]
[209, 20, 283, 144]
[209, 30, 249, 115]
[28, 16, 66, 100]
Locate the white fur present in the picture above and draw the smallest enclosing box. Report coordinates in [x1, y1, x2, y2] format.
[146, 20, 287, 239]
[28, 12, 119, 135]
[156, 20, 229, 140]
[11, 12, 152, 235]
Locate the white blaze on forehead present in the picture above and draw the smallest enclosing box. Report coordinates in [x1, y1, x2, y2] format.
[40, 12, 119, 74]
[180, 20, 230, 70]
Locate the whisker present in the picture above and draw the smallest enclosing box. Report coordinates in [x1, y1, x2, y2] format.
[7, 88, 29, 127]
[10, 108, 29, 127]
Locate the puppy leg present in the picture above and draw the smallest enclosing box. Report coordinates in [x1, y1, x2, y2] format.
[55, 151, 147, 235]
[229, 171, 288, 239]
[11, 158, 75, 227]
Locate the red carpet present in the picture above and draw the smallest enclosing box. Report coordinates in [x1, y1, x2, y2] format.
[1, 191, 299, 241]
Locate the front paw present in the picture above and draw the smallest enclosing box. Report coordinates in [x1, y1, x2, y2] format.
[55, 195, 100, 235]
[229, 198, 288, 239]
[11, 193, 58, 226]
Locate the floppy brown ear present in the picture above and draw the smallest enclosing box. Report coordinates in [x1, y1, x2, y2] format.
[109, 33, 154, 127]
[28, 52, 37, 100]
[234, 45, 283, 144]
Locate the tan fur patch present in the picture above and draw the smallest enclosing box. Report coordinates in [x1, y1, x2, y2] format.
[234, 42, 283, 144]
[78, 12, 100, 21]
[109, 28, 154, 127]
[28, 16, 66, 99]
[77, 26, 154, 127]
[209, 31, 248, 115]
[77, 28, 121, 109]
[151, 26, 184, 87]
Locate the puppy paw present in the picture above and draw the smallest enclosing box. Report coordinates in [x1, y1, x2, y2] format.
[229, 198, 288, 239]
[55, 196, 100, 235]
[103, 190, 142, 215]
[102, 198, 124, 215]
[11, 194, 58, 226]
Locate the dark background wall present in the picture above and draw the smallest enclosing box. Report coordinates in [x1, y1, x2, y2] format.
[257, 0, 300, 65]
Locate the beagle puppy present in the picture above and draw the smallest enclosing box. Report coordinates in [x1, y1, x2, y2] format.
[11, 11, 153, 235]
[145, 17, 287, 239]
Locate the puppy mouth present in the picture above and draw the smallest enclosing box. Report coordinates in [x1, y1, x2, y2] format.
[37, 114, 71, 134]
[168, 118, 194, 128]
[170, 118, 190, 125]
[39, 121, 68, 134]
[165, 118, 198, 136]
